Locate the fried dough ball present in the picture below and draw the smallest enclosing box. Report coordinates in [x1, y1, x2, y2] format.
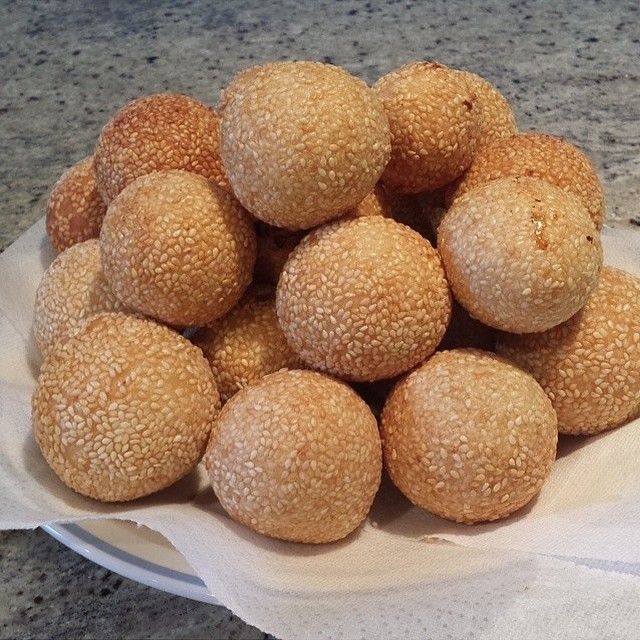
[439, 177, 602, 333]
[277, 216, 451, 381]
[32, 313, 219, 502]
[497, 266, 640, 435]
[94, 93, 228, 203]
[455, 69, 516, 149]
[449, 132, 604, 228]
[374, 62, 477, 193]
[204, 369, 382, 543]
[381, 349, 558, 523]
[33, 240, 124, 357]
[192, 288, 302, 403]
[46, 157, 107, 253]
[100, 170, 256, 326]
[219, 61, 391, 229]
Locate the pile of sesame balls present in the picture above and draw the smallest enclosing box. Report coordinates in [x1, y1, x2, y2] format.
[32, 60, 640, 544]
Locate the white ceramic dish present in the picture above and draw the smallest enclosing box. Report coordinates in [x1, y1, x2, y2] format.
[43, 521, 219, 604]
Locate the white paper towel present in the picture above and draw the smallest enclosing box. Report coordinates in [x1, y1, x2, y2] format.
[1, 219, 640, 640]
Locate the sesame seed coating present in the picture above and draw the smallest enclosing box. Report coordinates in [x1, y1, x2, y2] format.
[276, 216, 452, 381]
[204, 369, 382, 543]
[374, 62, 477, 193]
[438, 177, 602, 333]
[192, 289, 303, 404]
[381, 349, 558, 524]
[32, 313, 220, 502]
[450, 132, 604, 228]
[33, 240, 125, 357]
[219, 61, 391, 229]
[497, 266, 640, 435]
[94, 93, 228, 204]
[46, 157, 107, 253]
[454, 70, 516, 150]
[100, 170, 256, 327]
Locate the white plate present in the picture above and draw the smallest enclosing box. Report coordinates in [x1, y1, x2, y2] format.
[42, 520, 219, 604]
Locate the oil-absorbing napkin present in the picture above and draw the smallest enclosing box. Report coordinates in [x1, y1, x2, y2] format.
[1, 218, 639, 640]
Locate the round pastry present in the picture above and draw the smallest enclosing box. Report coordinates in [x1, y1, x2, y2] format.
[381, 349, 558, 524]
[94, 93, 228, 203]
[32, 313, 219, 502]
[497, 266, 640, 435]
[33, 239, 124, 357]
[219, 61, 391, 229]
[449, 132, 604, 228]
[277, 216, 451, 381]
[46, 157, 107, 253]
[192, 288, 302, 403]
[100, 170, 256, 326]
[373, 61, 477, 193]
[455, 69, 516, 149]
[204, 369, 382, 543]
[438, 176, 602, 333]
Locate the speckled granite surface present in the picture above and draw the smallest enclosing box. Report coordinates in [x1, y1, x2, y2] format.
[1, 1, 639, 638]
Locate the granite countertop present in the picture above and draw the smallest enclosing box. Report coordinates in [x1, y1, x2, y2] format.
[1, 1, 638, 638]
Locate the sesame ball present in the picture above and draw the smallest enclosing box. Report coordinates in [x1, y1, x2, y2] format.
[204, 369, 382, 543]
[455, 70, 516, 149]
[381, 349, 558, 524]
[253, 222, 305, 286]
[100, 170, 256, 327]
[192, 288, 303, 403]
[46, 157, 107, 253]
[439, 177, 602, 333]
[219, 61, 391, 229]
[449, 132, 604, 228]
[277, 216, 452, 381]
[373, 62, 477, 193]
[497, 266, 640, 435]
[94, 93, 228, 204]
[32, 313, 219, 502]
[33, 240, 125, 357]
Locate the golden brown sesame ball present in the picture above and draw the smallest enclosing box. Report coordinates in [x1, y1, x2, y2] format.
[32, 313, 219, 502]
[381, 349, 557, 524]
[454, 70, 516, 150]
[449, 132, 604, 228]
[497, 266, 640, 435]
[204, 369, 382, 543]
[94, 93, 228, 204]
[100, 170, 256, 327]
[219, 61, 391, 230]
[46, 157, 107, 253]
[192, 288, 303, 403]
[253, 222, 305, 286]
[373, 62, 477, 193]
[439, 177, 602, 334]
[33, 240, 125, 357]
[277, 216, 452, 381]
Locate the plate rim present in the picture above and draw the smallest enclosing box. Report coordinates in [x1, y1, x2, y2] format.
[42, 522, 219, 605]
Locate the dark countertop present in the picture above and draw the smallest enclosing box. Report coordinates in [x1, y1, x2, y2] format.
[1, 1, 639, 638]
